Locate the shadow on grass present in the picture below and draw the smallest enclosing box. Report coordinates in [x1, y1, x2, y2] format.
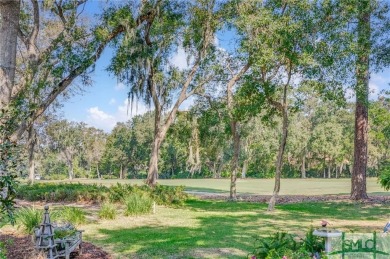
[278, 202, 390, 220]
[96, 214, 260, 258]
[90, 199, 390, 258]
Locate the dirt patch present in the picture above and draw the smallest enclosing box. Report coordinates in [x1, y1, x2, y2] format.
[0, 231, 111, 259]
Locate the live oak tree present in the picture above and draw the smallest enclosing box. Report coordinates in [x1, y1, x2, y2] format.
[108, 0, 219, 186]
[0, 0, 164, 219]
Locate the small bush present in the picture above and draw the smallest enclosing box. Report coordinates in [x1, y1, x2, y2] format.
[57, 207, 86, 225]
[250, 227, 326, 259]
[124, 193, 153, 216]
[98, 203, 117, 220]
[0, 241, 7, 259]
[15, 207, 42, 234]
[301, 226, 325, 254]
[251, 232, 298, 259]
[108, 183, 134, 203]
[150, 185, 188, 206]
[379, 161, 390, 191]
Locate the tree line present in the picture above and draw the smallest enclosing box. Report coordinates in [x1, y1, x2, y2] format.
[27, 94, 390, 183]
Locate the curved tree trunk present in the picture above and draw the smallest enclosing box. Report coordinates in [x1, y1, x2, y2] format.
[351, 0, 370, 200]
[146, 108, 163, 186]
[146, 136, 161, 186]
[268, 107, 288, 211]
[226, 63, 250, 200]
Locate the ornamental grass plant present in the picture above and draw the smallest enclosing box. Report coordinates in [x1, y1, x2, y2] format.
[14, 207, 42, 234]
[98, 202, 117, 220]
[124, 192, 153, 216]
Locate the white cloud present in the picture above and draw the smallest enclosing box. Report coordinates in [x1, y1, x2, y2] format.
[86, 100, 149, 132]
[87, 107, 117, 132]
[369, 82, 379, 99]
[214, 36, 219, 47]
[171, 47, 189, 70]
[115, 82, 125, 91]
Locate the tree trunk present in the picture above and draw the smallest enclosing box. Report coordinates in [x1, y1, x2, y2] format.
[0, 0, 20, 109]
[301, 153, 306, 178]
[146, 133, 161, 186]
[212, 162, 217, 178]
[230, 120, 240, 201]
[337, 162, 343, 178]
[119, 164, 123, 179]
[97, 163, 100, 180]
[241, 159, 248, 179]
[27, 125, 37, 183]
[328, 164, 331, 178]
[226, 63, 249, 201]
[216, 160, 223, 179]
[68, 162, 73, 180]
[351, 0, 370, 200]
[268, 106, 288, 211]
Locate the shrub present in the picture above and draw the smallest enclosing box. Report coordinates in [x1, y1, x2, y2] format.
[108, 183, 134, 203]
[124, 193, 153, 216]
[15, 207, 42, 234]
[16, 183, 188, 206]
[150, 185, 188, 206]
[250, 227, 326, 259]
[251, 232, 298, 259]
[57, 207, 86, 225]
[98, 202, 117, 220]
[16, 183, 108, 203]
[0, 241, 6, 259]
[301, 226, 325, 254]
[379, 161, 390, 191]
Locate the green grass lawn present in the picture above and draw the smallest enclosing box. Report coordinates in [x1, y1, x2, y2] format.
[78, 198, 390, 258]
[44, 177, 389, 196]
[14, 178, 389, 258]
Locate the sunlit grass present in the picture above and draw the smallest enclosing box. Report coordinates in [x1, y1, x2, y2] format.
[38, 178, 388, 196]
[79, 199, 390, 258]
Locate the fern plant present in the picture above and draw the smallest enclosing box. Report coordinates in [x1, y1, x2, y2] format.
[15, 207, 42, 234]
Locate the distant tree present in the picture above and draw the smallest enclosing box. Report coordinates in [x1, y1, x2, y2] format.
[83, 127, 107, 179]
[46, 120, 85, 180]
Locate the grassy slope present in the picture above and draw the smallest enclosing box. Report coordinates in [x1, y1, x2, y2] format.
[47, 177, 388, 196]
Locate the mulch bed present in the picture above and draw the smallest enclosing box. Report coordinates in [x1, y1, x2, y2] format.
[0, 232, 111, 259]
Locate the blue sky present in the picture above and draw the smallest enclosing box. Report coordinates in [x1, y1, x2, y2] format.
[59, 1, 390, 133]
